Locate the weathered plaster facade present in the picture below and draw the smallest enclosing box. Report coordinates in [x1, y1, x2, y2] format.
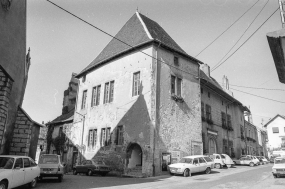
[200, 65, 248, 158]
[244, 121, 258, 156]
[264, 115, 285, 150]
[70, 12, 202, 177]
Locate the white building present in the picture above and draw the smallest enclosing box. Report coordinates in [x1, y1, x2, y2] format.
[264, 115, 285, 150]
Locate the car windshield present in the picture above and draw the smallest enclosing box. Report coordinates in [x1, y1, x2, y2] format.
[275, 159, 285, 164]
[93, 161, 105, 165]
[204, 157, 213, 162]
[179, 158, 192, 164]
[0, 157, 14, 169]
[39, 155, 59, 164]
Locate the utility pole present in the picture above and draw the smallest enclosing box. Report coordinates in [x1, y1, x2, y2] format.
[279, 0, 285, 28]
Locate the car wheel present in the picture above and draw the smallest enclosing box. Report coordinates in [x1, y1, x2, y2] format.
[215, 163, 221, 169]
[183, 169, 190, 177]
[233, 161, 236, 165]
[58, 175, 63, 182]
[38, 176, 42, 182]
[29, 177, 37, 188]
[73, 169, 77, 175]
[249, 162, 254, 167]
[205, 167, 211, 174]
[87, 170, 93, 176]
[0, 181, 7, 189]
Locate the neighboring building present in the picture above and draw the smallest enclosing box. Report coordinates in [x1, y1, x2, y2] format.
[264, 114, 285, 151]
[35, 124, 47, 163]
[46, 73, 78, 172]
[69, 12, 202, 177]
[259, 129, 268, 157]
[244, 121, 258, 156]
[200, 64, 250, 158]
[0, 0, 41, 157]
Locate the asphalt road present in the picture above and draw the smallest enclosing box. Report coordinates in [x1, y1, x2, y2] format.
[17, 164, 285, 189]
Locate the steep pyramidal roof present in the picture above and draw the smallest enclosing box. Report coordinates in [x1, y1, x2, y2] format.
[77, 12, 199, 78]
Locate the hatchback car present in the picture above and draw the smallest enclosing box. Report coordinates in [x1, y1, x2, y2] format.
[168, 155, 214, 177]
[233, 155, 259, 167]
[0, 155, 39, 189]
[256, 156, 269, 165]
[38, 154, 65, 182]
[73, 160, 111, 176]
[272, 157, 285, 178]
[209, 154, 234, 169]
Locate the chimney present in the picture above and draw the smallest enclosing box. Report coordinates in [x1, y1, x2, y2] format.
[201, 64, 210, 77]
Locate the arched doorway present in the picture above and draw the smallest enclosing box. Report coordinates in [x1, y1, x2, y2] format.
[126, 143, 142, 168]
[209, 138, 217, 154]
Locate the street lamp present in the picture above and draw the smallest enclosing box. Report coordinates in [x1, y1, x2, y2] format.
[75, 112, 86, 163]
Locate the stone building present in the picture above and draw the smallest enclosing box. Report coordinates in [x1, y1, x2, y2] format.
[244, 120, 258, 156]
[46, 73, 78, 172]
[0, 0, 41, 157]
[69, 12, 202, 177]
[256, 127, 268, 157]
[200, 64, 250, 158]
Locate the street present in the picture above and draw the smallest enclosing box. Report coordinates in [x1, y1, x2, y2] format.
[17, 164, 284, 189]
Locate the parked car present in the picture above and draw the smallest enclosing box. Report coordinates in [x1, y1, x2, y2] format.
[233, 155, 259, 167]
[0, 155, 39, 189]
[209, 154, 234, 169]
[38, 154, 65, 182]
[168, 155, 214, 177]
[73, 160, 111, 176]
[272, 157, 285, 178]
[256, 156, 269, 165]
[269, 156, 276, 163]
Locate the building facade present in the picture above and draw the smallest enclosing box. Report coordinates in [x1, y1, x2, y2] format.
[244, 121, 258, 156]
[68, 12, 202, 177]
[0, 0, 41, 156]
[200, 65, 250, 158]
[264, 115, 285, 151]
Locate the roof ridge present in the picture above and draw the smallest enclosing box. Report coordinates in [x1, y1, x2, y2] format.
[136, 11, 153, 40]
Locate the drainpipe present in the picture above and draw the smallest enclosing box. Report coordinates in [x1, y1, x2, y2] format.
[152, 43, 160, 177]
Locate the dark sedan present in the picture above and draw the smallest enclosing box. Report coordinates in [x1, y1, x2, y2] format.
[73, 160, 111, 176]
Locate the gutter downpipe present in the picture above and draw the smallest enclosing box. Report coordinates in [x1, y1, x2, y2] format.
[153, 42, 161, 177]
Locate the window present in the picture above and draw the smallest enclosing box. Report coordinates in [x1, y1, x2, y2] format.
[106, 127, 111, 145]
[30, 158, 37, 167]
[272, 127, 279, 133]
[201, 102, 204, 118]
[206, 104, 212, 121]
[227, 114, 232, 129]
[101, 128, 106, 146]
[193, 158, 199, 164]
[221, 112, 226, 127]
[88, 130, 93, 147]
[91, 85, 101, 106]
[14, 158, 23, 168]
[174, 56, 179, 66]
[23, 158, 30, 168]
[82, 75, 86, 82]
[199, 157, 206, 163]
[171, 75, 182, 97]
[81, 90, 87, 109]
[117, 126, 124, 145]
[133, 72, 140, 96]
[208, 92, 210, 98]
[204, 157, 213, 162]
[201, 87, 203, 94]
[104, 81, 114, 104]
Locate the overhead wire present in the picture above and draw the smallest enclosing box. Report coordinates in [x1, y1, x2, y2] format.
[195, 0, 261, 57]
[217, 82, 285, 91]
[46, 0, 284, 105]
[211, 7, 279, 72]
[212, 0, 269, 71]
[46, 0, 199, 78]
[231, 88, 285, 103]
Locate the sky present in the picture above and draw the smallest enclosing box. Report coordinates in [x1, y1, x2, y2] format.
[24, 0, 285, 128]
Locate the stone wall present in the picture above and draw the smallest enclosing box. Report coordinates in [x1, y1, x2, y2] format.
[10, 108, 32, 156]
[0, 67, 13, 146]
